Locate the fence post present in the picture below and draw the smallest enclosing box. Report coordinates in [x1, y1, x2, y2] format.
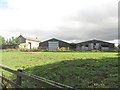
[16, 69, 22, 86]
[1, 72, 3, 83]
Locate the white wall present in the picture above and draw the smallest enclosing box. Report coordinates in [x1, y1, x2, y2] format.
[26, 40, 40, 49]
[19, 43, 26, 49]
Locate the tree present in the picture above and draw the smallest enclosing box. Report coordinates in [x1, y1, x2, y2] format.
[0, 35, 5, 45]
[118, 44, 120, 51]
[0, 36, 20, 49]
[5, 39, 9, 45]
[15, 37, 20, 45]
[5, 36, 20, 45]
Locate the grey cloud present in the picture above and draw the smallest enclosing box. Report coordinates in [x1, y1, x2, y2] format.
[8, 1, 118, 42]
[70, 3, 117, 23]
[53, 3, 118, 42]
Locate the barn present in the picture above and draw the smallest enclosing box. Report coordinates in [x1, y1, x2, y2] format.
[69, 43, 77, 51]
[76, 39, 115, 51]
[39, 38, 70, 51]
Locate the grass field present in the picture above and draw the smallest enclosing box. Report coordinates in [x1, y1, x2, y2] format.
[1, 50, 118, 88]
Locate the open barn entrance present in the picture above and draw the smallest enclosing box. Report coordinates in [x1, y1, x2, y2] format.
[28, 42, 31, 49]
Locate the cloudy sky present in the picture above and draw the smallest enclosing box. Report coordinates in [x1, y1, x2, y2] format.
[0, 0, 118, 45]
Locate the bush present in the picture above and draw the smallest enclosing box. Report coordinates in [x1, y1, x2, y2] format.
[19, 48, 42, 52]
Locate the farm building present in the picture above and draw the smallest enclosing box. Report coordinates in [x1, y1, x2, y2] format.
[76, 39, 115, 51]
[18, 35, 40, 49]
[69, 43, 77, 51]
[39, 38, 71, 51]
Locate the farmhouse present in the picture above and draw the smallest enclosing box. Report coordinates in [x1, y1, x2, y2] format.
[76, 39, 115, 51]
[18, 35, 40, 49]
[39, 38, 70, 51]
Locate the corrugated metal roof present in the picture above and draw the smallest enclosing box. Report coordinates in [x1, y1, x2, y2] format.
[77, 39, 114, 45]
[41, 38, 70, 44]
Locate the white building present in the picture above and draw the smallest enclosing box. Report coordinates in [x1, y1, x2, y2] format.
[18, 35, 40, 49]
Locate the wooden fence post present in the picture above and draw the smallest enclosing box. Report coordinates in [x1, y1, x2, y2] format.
[16, 69, 22, 86]
[1, 72, 3, 83]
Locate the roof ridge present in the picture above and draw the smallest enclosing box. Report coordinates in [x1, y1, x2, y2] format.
[19, 35, 40, 42]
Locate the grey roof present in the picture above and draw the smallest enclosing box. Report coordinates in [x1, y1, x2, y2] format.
[18, 35, 40, 42]
[77, 39, 114, 45]
[41, 38, 70, 44]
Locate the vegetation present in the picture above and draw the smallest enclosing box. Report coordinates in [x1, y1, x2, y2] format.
[2, 51, 118, 88]
[5, 36, 20, 45]
[0, 36, 20, 49]
[0, 35, 5, 45]
[118, 44, 120, 51]
[0, 36, 20, 45]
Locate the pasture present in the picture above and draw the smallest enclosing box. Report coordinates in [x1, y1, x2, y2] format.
[1, 50, 118, 88]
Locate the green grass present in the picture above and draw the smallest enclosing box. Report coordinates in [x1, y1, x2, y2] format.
[1, 50, 119, 88]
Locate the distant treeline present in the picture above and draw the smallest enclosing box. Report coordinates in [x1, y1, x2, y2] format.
[0, 44, 18, 49]
[0, 35, 20, 49]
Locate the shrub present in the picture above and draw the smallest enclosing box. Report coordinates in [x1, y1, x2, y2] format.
[19, 48, 42, 52]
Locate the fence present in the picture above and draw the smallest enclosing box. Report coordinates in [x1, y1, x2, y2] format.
[0, 65, 76, 89]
